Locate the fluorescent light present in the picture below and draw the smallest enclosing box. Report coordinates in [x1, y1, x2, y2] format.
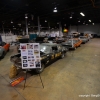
[89, 20, 91, 22]
[45, 20, 47, 22]
[80, 12, 85, 16]
[93, 23, 94, 25]
[70, 16, 72, 19]
[78, 20, 80, 22]
[53, 9, 57, 12]
[54, 7, 57, 9]
[18, 24, 21, 26]
[83, 23, 85, 24]
[11, 21, 13, 23]
[86, 24, 88, 25]
[53, 7, 57, 12]
[25, 16, 28, 19]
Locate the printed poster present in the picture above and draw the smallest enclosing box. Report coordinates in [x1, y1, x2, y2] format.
[20, 43, 41, 69]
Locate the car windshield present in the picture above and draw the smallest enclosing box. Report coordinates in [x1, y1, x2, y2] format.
[67, 40, 72, 44]
[68, 40, 76, 43]
[40, 45, 51, 54]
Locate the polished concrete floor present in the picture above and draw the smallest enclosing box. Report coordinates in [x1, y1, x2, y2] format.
[0, 38, 100, 100]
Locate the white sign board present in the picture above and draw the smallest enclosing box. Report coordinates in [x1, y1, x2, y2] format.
[20, 43, 41, 69]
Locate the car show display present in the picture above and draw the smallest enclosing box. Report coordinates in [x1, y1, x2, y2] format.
[10, 43, 67, 76]
[20, 43, 41, 69]
[0, 0, 100, 99]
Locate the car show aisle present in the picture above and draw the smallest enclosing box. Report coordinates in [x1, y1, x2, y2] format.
[0, 38, 100, 100]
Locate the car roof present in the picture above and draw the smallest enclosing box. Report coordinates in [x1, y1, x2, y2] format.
[69, 38, 79, 40]
[41, 43, 60, 46]
[80, 36, 87, 37]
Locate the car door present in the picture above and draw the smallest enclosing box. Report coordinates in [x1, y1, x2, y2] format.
[2, 42, 8, 51]
[44, 47, 53, 64]
[45, 53, 52, 64]
[52, 46, 60, 59]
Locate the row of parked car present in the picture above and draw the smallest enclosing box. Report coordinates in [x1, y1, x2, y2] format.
[9, 35, 90, 77]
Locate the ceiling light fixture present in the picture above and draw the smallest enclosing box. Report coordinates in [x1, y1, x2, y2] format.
[78, 20, 80, 22]
[25, 14, 28, 19]
[25, 16, 28, 19]
[28, 23, 30, 25]
[11, 21, 13, 23]
[86, 24, 88, 25]
[70, 13, 73, 19]
[70, 16, 72, 19]
[92, 23, 94, 25]
[54, 7, 57, 9]
[89, 20, 91, 22]
[80, 12, 85, 16]
[18, 23, 21, 26]
[53, 7, 57, 12]
[45, 20, 47, 22]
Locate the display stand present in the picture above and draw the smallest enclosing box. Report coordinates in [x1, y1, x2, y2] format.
[39, 74, 44, 88]
[23, 70, 44, 90]
[20, 43, 44, 89]
[23, 69, 28, 90]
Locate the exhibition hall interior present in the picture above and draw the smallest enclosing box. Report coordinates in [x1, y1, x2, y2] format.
[0, 0, 100, 100]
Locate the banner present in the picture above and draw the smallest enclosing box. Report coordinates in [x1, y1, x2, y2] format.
[20, 43, 41, 69]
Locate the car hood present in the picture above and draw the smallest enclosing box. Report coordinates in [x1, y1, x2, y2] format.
[62, 42, 72, 45]
[80, 38, 87, 40]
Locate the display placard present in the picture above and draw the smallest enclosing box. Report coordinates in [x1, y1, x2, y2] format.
[20, 43, 41, 69]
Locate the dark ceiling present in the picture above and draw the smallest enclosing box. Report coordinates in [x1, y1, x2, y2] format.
[0, 0, 100, 32]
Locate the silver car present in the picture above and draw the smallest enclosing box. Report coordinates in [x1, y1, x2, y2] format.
[79, 36, 89, 44]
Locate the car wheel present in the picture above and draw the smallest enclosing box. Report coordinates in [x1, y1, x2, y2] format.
[7, 48, 10, 52]
[60, 53, 65, 59]
[1, 52, 5, 58]
[79, 44, 81, 47]
[74, 47, 76, 50]
[35, 63, 45, 74]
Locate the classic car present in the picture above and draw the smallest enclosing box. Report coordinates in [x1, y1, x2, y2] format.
[48, 37, 55, 43]
[0, 42, 10, 58]
[79, 36, 89, 44]
[62, 38, 82, 50]
[55, 37, 65, 44]
[10, 43, 67, 75]
[35, 37, 48, 43]
[72, 32, 80, 38]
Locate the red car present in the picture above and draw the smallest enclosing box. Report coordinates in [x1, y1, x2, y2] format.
[0, 42, 10, 58]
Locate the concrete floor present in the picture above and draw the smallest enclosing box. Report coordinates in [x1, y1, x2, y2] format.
[0, 38, 100, 100]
